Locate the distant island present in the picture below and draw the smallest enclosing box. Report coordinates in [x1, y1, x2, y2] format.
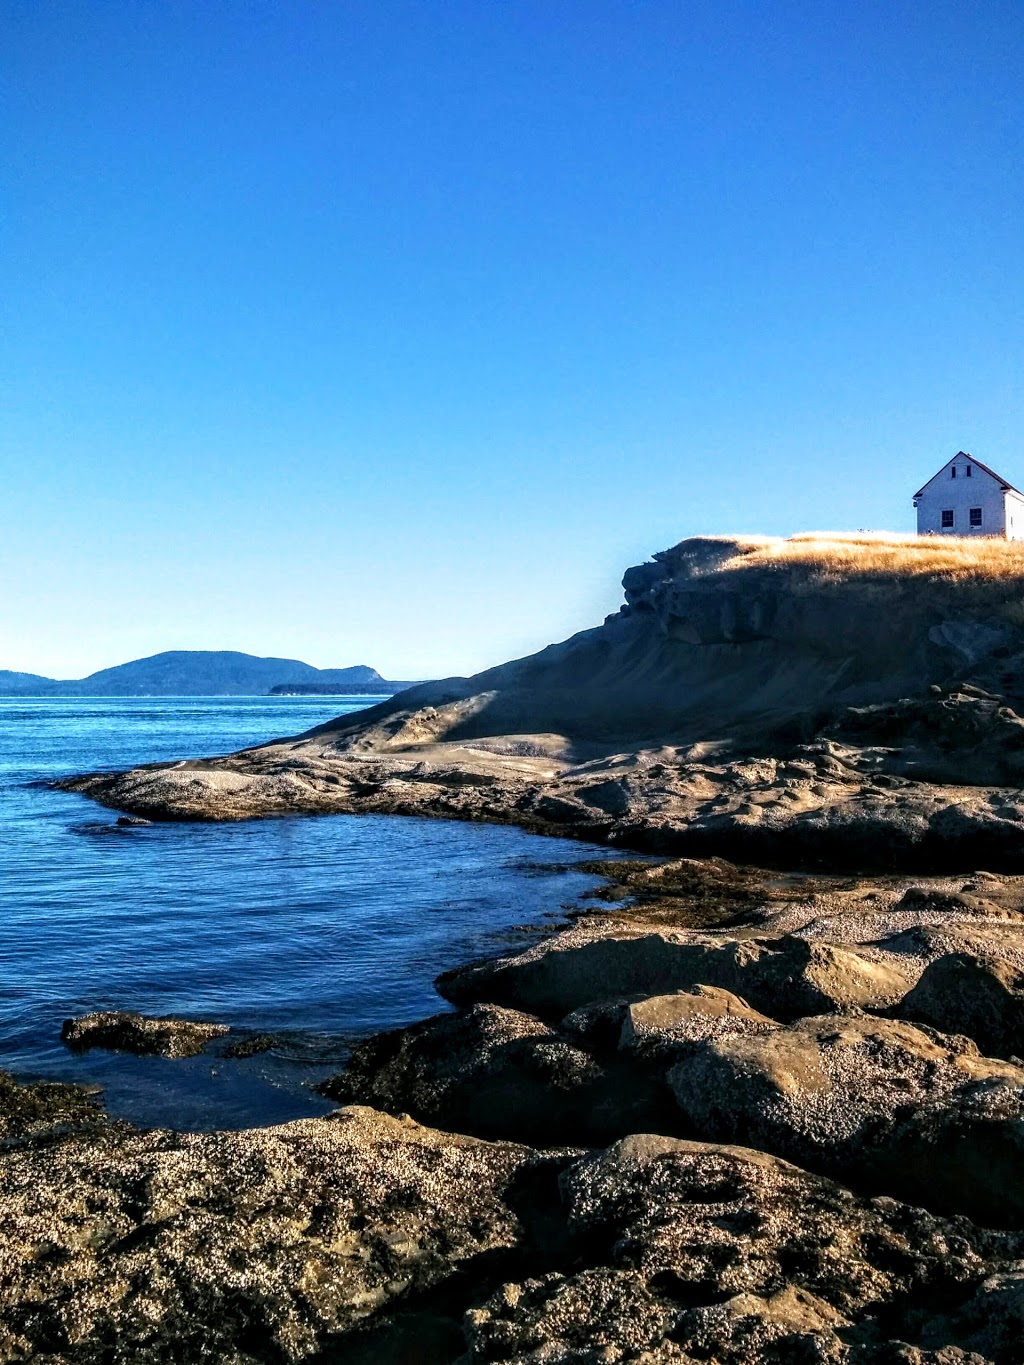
[0, 650, 416, 698]
[267, 681, 415, 696]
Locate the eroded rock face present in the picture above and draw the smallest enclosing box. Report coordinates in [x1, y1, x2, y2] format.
[61, 1011, 229, 1059]
[667, 1013, 1024, 1224]
[438, 929, 911, 1022]
[830, 687, 1024, 786]
[0, 1105, 554, 1364]
[896, 952, 1024, 1060]
[319, 1004, 673, 1147]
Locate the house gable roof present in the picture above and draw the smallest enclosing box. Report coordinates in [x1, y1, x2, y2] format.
[914, 452, 1023, 500]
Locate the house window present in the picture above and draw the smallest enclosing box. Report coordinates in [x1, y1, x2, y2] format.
[970, 507, 983, 527]
[966, 465, 972, 476]
[941, 510, 955, 528]
[951, 466, 957, 478]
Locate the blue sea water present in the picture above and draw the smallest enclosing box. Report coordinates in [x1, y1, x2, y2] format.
[0, 696, 623, 1130]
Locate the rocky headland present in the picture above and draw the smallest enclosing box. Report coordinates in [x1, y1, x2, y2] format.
[59, 534, 1024, 868]
[14, 533, 1024, 1361]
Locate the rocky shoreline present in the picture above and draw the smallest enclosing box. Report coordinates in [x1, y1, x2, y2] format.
[16, 537, 1024, 1359]
[6, 855, 1024, 1361]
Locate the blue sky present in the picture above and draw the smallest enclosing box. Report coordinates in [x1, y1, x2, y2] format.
[3, 1, 1022, 680]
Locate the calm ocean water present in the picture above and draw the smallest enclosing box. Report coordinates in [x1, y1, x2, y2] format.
[0, 696, 622, 1130]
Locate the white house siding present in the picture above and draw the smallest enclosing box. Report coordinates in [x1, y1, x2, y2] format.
[915, 456, 1009, 537]
[1005, 489, 1024, 541]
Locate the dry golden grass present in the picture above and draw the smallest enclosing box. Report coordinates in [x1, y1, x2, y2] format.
[711, 532, 1024, 582]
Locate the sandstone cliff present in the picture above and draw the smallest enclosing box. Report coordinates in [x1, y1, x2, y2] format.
[307, 533, 1024, 749]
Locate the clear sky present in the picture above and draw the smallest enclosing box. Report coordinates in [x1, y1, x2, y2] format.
[3, 1, 1022, 680]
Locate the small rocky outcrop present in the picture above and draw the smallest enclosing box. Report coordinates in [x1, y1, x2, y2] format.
[667, 1012, 1024, 1224]
[618, 984, 777, 1055]
[223, 1032, 280, 1059]
[319, 1004, 673, 1147]
[0, 1070, 108, 1144]
[61, 1011, 229, 1059]
[438, 928, 911, 1022]
[896, 951, 1024, 1060]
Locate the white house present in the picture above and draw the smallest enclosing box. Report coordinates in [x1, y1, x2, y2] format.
[913, 451, 1024, 539]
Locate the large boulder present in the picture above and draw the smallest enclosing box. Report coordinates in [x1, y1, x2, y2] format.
[667, 1013, 1024, 1224]
[61, 1010, 229, 1059]
[465, 1132, 1024, 1364]
[896, 952, 1024, 1059]
[437, 928, 911, 1022]
[874, 920, 1024, 971]
[319, 1004, 674, 1147]
[437, 930, 722, 1017]
[716, 934, 912, 1018]
[0, 1104, 556, 1364]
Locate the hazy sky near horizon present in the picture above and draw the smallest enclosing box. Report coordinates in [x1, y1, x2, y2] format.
[3, 1, 1023, 680]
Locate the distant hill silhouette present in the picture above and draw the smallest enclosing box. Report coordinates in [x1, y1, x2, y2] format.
[0, 651, 405, 697]
[0, 670, 55, 690]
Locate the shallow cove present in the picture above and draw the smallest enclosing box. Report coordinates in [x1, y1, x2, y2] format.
[0, 696, 628, 1130]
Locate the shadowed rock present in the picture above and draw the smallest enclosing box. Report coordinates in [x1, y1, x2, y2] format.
[922, 1270, 1024, 1361]
[0, 1104, 559, 1364]
[0, 1070, 108, 1144]
[319, 1004, 673, 1147]
[896, 952, 1024, 1060]
[61, 1011, 229, 1059]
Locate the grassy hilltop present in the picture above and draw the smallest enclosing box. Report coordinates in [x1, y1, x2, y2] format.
[704, 531, 1024, 591]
